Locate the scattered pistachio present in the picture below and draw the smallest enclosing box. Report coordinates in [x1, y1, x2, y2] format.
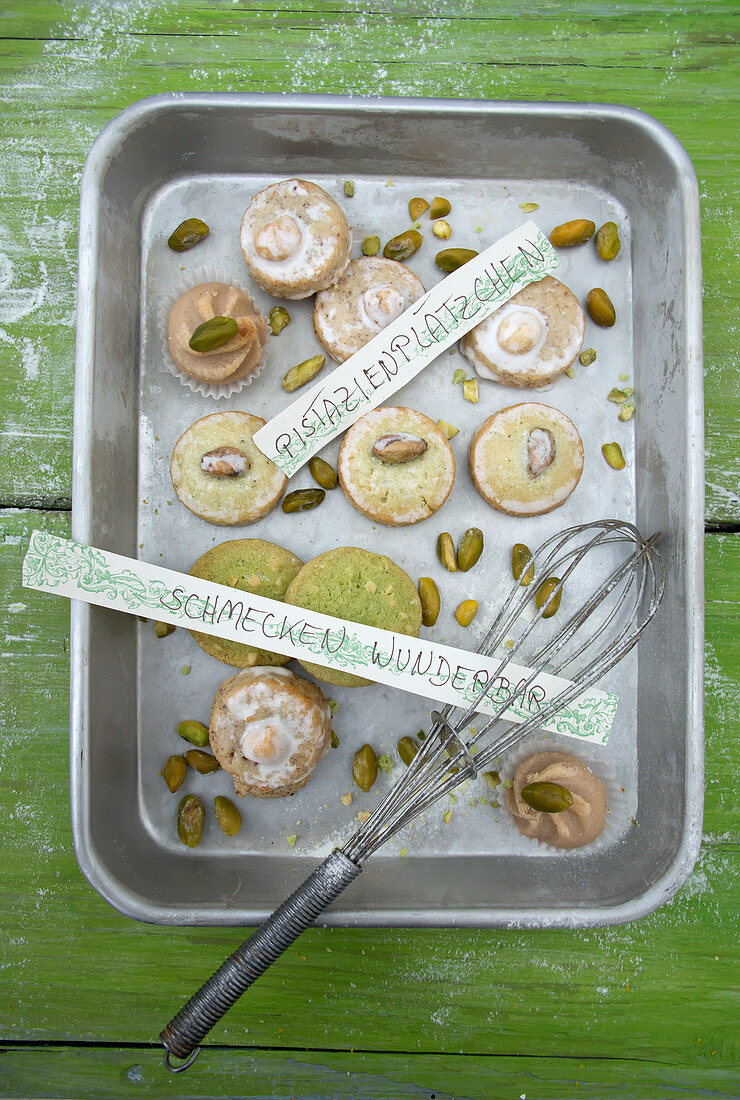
[409, 197, 430, 220]
[623, 386, 634, 397]
[330, 730, 340, 749]
[154, 620, 175, 638]
[587, 287, 616, 327]
[268, 305, 291, 335]
[519, 202, 539, 213]
[163, 755, 187, 793]
[521, 781, 573, 813]
[579, 347, 597, 366]
[453, 367, 466, 384]
[602, 441, 626, 469]
[595, 221, 621, 261]
[618, 401, 635, 422]
[462, 378, 479, 403]
[435, 247, 478, 273]
[378, 754, 393, 775]
[437, 419, 459, 439]
[282, 488, 326, 513]
[341, 792, 352, 805]
[177, 794, 205, 847]
[416, 730, 427, 741]
[455, 599, 479, 627]
[286, 834, 298, 847]
[308, 455, 339, 490]
[189, 316, 238, 353]
[352, 744, 378, 792]
[619, 372, 629, 382]
[433, 218, 451, 239]
[443, 809, 453, 824]
[457, 527, 484, 572]
[362, 234, 381, 256]
[549, 219, 596, 247]
[168, 217, 209, 252]
[184, 749, 221, 774]
[418, 576, 441, 627]
[214, 795, 242, 836]
[564, 366, 575, 379]
[343, 180, 355, 197]
[399, 846, 408, 856]
[383, 229, 422, 262]
[398, 736, 419, 766]
[282, 353, 325, 392]
[180, 665, 191, 675]
[436, 532, 458, 572]
[535, 577, 562, 618]
[430, 196, 451, 218]
[328, 699, 339, 715]
[177, 719, 210, 748]
[482, 770, 500, 789]
[608, 388, 629, 404]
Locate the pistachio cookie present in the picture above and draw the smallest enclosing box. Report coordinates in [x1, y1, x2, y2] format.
[461, 275, 584, 388]
[338, 406, 455, 526]
[505, 751, 608, 849]
[284, 546, 422, 687]
[170, 411, 286, 526]
[168, 282, 267, 386]
[469, 403, 584, 516]
[188, 539, 303, 668]
[313, 257, 425, 363]
[210, 667, 332, 798]
[240, 178, 352, 299]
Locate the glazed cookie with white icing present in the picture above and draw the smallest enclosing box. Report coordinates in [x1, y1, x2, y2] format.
[170, 411, 287, 525]
[240, 179, 352, 299]
[313, 257, 425, 363]
[460, 275, 584, 388]
[469, 402, 583, 516]
[209, 667, 332, 798]
[168, 282, 267, 386]
[339, 407, 455, 526]
[506, 751, 608, 849]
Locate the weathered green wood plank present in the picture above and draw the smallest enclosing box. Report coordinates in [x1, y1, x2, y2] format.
[1, 509, 738, 1077]
[0, 1, 737, 518]
[2, 1044, 739, 1100]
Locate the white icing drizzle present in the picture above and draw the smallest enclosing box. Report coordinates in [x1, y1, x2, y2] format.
[471, 304, 548, 380]
[254, 215, 303, 262]
[358, 283, 406, 330]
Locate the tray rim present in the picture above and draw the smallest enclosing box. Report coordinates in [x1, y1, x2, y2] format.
[71, 91, 704, 928]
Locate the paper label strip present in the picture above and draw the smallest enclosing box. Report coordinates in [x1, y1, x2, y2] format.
[23, 532, 617, 744]
[253, 221, 559, 477]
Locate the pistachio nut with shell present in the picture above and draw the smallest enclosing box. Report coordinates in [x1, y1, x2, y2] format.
[200, 445, 250, 478]
[372, 433, 428, 464]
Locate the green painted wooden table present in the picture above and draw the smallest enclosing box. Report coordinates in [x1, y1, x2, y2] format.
[1, 3, 738, 1097]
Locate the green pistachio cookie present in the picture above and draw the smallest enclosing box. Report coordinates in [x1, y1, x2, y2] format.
[189, 538, 303, 668]
[283, 546, 422, 687]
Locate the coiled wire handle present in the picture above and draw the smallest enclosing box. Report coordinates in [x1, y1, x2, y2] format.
[161, 848, 361, 1071]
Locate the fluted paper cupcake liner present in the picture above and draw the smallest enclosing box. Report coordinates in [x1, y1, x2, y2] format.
[158, 263, 271, 399]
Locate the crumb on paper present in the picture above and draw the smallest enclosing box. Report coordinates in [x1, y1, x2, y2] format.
[378, 753, 393, 775]
[519, 202, 539, 212]
[356, 810, 371, 823]
[341, 793, 352, 806]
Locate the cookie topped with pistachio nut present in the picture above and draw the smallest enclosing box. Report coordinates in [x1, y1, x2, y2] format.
[170, 411, 286, 526]
[469, 402, 583, 517]
[240, 178, 352, 300]
[188, 538, 304, 668]
[168, 281, 267, 386]
[313, 257, 425, 363]
[461, 275, 584, 388]
[284, 546, 422, 687]
[338, 406, 455, 526]
[505, 750, 608, 849]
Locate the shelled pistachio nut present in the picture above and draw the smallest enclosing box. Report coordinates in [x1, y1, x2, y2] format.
[177, 794, 205, 847]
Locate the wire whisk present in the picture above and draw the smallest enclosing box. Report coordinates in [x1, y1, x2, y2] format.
[161, 519, 664, 1071]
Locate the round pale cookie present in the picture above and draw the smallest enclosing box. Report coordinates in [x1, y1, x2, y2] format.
[284, 547, 422, 688]
[168, 282, 267, 385]
[338, 407, 455, 526]
[240, 178, 352, 299]
[209, 667, 332, 799]
[469, 403, 583, 517]
[313, 257, 425, 363]
[460, 275, 584, 388]
[171, 411, 287, 526]
[505, 751, 608, 849]
[189, 539, 303, 668]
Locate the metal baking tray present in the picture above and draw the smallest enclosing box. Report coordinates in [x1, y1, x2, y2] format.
[71, 94, 703, 927]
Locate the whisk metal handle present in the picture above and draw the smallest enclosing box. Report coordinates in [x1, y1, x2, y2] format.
[160, 848, 361, 1070]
